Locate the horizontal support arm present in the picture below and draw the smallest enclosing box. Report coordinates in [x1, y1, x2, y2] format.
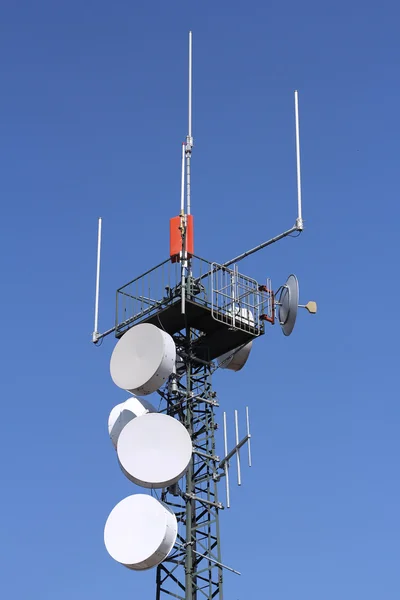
[92, 325, 116, 344]
[219, 433, 251, 469]
[176, 544, 241, 576]
[223, 225, 298, 268]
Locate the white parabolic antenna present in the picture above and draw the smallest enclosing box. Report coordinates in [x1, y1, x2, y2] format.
[218, 341, 253, 372]
[278, 274, 299, 336]
[104, 494, 177, 570]
[108, 397, 157, 449]
[110, 323, 176, 395]
[117, 413, 193, 488]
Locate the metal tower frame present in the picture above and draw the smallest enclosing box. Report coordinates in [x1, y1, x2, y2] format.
[100, 252, 263, 599]
[156, 344, 223, 600]
[92, 30, 314, 600]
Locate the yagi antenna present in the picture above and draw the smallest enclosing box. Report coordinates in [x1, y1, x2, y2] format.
[219, 407, 252, 508]
[92, 217, 102, 343]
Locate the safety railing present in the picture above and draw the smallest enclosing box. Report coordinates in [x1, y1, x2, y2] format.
[115, 256, 274, 337]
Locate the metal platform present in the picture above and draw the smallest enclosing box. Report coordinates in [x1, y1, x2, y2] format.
[121, 298, 261, 360]
[115, 255, 272, 361]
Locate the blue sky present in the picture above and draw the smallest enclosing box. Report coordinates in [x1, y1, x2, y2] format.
[0, 1, 399, 599]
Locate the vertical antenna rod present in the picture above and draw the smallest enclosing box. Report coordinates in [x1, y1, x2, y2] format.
[92, 217, 102, 343]
[186, 31, 193, 215]
[223, 412, 231, 508]
[188, 30, 193, 142]
[235, 410, 242, 486]
[180, 32, 193, 314]
[246, 406, 252, 467]
[180, 142, 185, 214]
[294, 90, 304, 231]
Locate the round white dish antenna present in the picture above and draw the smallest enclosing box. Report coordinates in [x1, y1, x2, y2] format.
[217, 341, 253, 372]
[108, 397, 157, 449]
[104, 494, 177, 570]
[278, 274, 299, 336]
[117, 413, 192, 488]
[110, 323, 176, 395]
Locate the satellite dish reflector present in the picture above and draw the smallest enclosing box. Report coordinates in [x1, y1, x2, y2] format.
[108, 397, 157, 449]
[218, 341, 253, 372]
[278, 274, 299, 336]
[117, 413, 192, 488]
[104, 494, 177, 570]
[110, 323, 176, 395]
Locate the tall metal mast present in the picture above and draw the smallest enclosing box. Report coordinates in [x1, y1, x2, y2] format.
[181, 31, 194, 317]
[157, 32, 224, 600]
[156, 359, 224, 600]
[186, 31, 193, 216]
[94, 30, 316, 600]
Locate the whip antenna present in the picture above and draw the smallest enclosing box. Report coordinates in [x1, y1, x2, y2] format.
[92, 217, 102, 343]
[294, 90, 303, 230]
[186, 31, 193, 215]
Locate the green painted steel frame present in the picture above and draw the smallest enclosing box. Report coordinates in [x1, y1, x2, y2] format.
[155, 333, 223, 600]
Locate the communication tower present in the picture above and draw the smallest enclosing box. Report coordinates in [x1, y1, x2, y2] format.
[92, 31, 317, 600]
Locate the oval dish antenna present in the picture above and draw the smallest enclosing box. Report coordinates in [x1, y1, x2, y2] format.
[278, 274, 299, 336]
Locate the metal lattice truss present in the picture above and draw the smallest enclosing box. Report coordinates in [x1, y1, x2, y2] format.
[156, 344, 223, 600]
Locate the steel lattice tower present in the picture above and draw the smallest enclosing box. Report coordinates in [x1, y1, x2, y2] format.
[157, 346, 223, 600]
[92, 30, 315, 600]
[101, 253, 266, 599]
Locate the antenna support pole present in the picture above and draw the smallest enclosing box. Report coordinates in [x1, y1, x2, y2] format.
[222, 225, 298, 268]
[188, 30, 193, 144]
[219, 432, 251, 469]
[92, 217, 102, 343]
[294, 90, 304, 231]
[181, 31, 193, 315]
[180, 143, 185, 215]
[186, 31, 194, 216]
[180, 143, 187, 315]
